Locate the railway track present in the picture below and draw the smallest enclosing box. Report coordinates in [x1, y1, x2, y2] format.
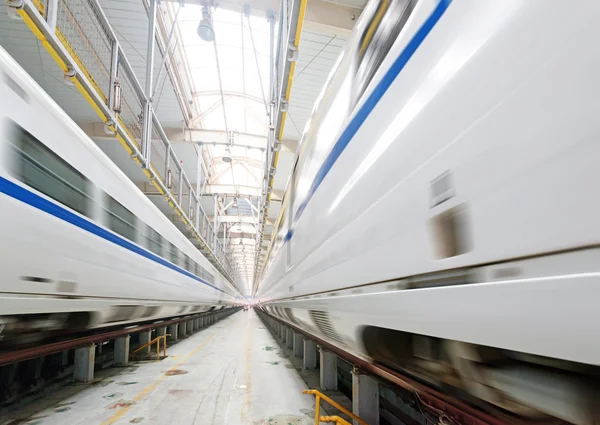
[0, 312, 219, 366]
[256, 309, 560, 425]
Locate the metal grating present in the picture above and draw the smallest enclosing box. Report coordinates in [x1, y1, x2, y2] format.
[56, 0, 112, 103]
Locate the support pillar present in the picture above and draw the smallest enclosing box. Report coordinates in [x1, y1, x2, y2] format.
[168, 323, 178, 341]
[139, 330, 152, 354]
[74, 344, 95, 382]
[156, 326, 167, 338]
[320, 349, 338, 391]
[178, 321, 187, 338]
[281, 325, 287, 343]
[199, 317, 204, 328]
[293, 332, 303, 357]
[0, 363, 17, 390]
[286, 327, 293, 349]
[303, 339, 317, 370]
[352, 369, 380, 425]
[24, 357, 44, 382]
[114, 336, 130, 366]
[61, 350, 69, 367]
[188, 319, 194, 333]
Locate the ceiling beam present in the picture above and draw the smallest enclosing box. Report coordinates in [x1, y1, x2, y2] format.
[192, 90, 264, 104]
[218, 215, 259, 224]
[205, 184, 261, 198]
[168, 128, 267, 146]
[79, 122, 269, 148]
[162, 0, 362, 33]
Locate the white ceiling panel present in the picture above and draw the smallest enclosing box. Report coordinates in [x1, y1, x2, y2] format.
[282, 28, 347, 141]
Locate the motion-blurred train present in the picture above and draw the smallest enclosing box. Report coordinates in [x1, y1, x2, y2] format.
[258, 0, 600, 423]
[0, 46, 239, 346]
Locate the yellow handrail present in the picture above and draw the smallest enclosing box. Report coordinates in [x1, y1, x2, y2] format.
[130, 335, 168, 360]
[303, 389, 369, 425]
[321, 416, 352, 425]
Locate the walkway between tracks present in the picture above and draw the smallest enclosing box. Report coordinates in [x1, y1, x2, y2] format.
[8, 310, 315, 425]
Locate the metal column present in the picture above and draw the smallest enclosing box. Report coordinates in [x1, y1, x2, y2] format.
[141, 0, 158, 165]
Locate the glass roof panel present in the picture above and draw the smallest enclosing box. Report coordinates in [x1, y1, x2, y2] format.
[172, 3, 273, 291]
[178, 6, 271, 137]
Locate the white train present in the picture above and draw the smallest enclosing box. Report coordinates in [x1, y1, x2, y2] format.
[258, 0, 600, 423]
[0, 46, 240, 345]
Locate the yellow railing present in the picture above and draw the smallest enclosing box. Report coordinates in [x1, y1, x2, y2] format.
[13, 0, 236, 282]
[130, 335, 168, 360]
[321, 416, 352, 425]
[303, 389, 369, 425]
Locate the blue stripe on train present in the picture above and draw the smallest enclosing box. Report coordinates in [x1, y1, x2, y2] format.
[293, 0, 453, 223]
[0, 176, 225, 294]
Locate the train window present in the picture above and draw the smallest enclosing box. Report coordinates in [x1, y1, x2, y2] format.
[9, 123, 90, 217]
[146, 225, 163, 257]
[354, 0, 415, 105]
[105, 196, 137, 242]
[168, 242, 179, 265]
[184, 255, 193, 273]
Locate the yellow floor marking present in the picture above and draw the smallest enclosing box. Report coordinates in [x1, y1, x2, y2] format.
[100, 334, 215, 425]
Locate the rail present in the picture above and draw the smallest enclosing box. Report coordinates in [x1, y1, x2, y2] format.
[8, 0, 237, 286]
[259, 310, 514, 425]
[0, 309, 239, 367]
[303, 389, 369, 425]
[130, 335, 168, 360]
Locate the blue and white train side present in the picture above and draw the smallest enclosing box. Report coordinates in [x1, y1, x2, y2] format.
[258, 0, 600, 423]
[0, 46, 240, 345]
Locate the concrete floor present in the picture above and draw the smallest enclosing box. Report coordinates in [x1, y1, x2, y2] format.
[6, 310, 316, 425]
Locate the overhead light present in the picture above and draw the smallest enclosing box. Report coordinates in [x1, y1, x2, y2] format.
[223, 147, 232, 163]
[197, 6, 214, 42]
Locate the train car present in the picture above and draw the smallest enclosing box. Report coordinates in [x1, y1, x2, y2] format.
[257, 0, 600, 423]
[0, 46, 240, 345]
